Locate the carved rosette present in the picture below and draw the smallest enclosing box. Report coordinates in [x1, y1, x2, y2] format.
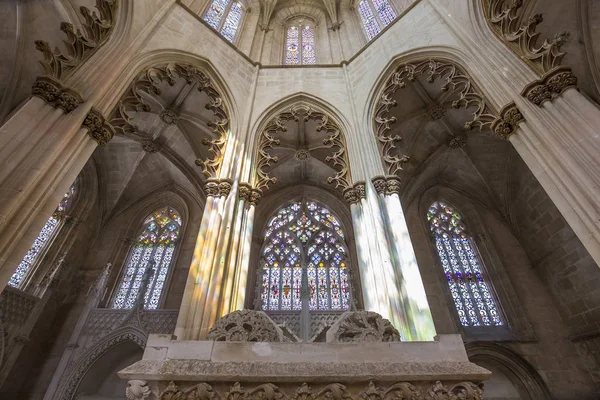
[326, 311, 401, 342]
[126, 380, 151, 400]
[156, 380, 484, 400]
[141, 140, 160, 153]
[110, 63, 229, 179]
[374, 59, 497, 176]
[34, 0, 119, 80]
[159, 109, 180, 125]
[483, 0, 568, 75]
[207, 310, 283, 342]
[522, 66, 578, 106]
[426, 105, 447, 121]
[31, 76, 83, 113]
[490, 102, 525, 140]
[448, 136, 468, 149]
[83, 108, 115, 145]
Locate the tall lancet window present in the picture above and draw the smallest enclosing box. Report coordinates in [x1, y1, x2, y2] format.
[357, 0, 397, 40]
[112, 207, 182, 310]
[8, 185, 75, 288]
[260, 200, 351, 311]
[285, 23, 317, 65]
[427, 201, 503, 327]
[204, 0, 244, 42]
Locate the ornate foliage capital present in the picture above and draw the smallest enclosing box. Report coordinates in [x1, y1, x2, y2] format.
[31, 76, 83, 113]
[219, 179, 233, 197]
[371, 176, 401, 196]
[521, 66, 578, 106]
[343, 187, 359, 205]
[207, 310, 283, 342]
[126, 380, 151, 400]
[372, 176, 387, 195]
[490, 102, 525, 140]
[83, 107, 115, 145]
[249, 188, 263, 206]
[326, 311, 401, 342]
[239, 183, 252, 202]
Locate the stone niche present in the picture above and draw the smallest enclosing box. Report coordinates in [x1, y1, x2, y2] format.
[119, 311, 490, 399]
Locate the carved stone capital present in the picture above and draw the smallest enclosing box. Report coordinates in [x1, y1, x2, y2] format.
[83, 108, 115, 145]
[448, 136, 468, 149]
[354, 182, 366, 201]
[330, 21, 343, 31]
[159, 109, 179, 125]
[204, 179, 221, 198]
[385, 176, 402, 195]
[141, 140, 160, 153]
[219, 179, 233, 198]
[239, 183, 252, 202]
[522, 66, 578, 106]
[126, 380, 151, 400]
[249, 188, 262, 206]
[207, 310, 284, 342]
[491, 102, 525, 140]
[343, 187, 359, 205]
[371, 176, 387, 195]
[32, 76, 83, 113]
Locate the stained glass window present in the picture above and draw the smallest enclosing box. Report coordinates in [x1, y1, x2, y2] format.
[112, 207, 182, 310]
[285, 23, 317, 65]
[260, 200, 350, 311]
[357, 0, 397, 41]
[427, 201, 503, 327]
[204, 0, 244, 42]
[8, 185, 75, 288]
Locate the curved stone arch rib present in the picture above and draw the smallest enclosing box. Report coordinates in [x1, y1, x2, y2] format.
[108, 63, 230, 179]
[466, 342, 553, 399]
[252, 102, 353, 192]
[480, 0, 568, 75]
[374, 58, 499, 176]
[55, 327, 147, 400]
[35, 0, 121, 80]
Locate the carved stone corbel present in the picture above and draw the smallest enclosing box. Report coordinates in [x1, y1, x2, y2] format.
[521, 66, 578, 106]
[82, 108, 115, 145]
[32, 76, 83, 113]
[490, 102, 525, 140]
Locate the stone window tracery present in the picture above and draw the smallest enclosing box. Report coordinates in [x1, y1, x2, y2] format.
[427, 201, 503, 327]
[259, 200, 350, 311]
[204, 0, 245, 42]
[357, 0, 397, 40]
[284, 22, 317, 65]
[112, 206, 182, 310]
[8, 185, 75, 288]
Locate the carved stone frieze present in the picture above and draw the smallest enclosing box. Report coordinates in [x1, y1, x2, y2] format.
[448, 136, 468, 149]
[141, 140, 160, 153]
[126, 380, 151, 400]
[521, 66, 578, 106]
[110, 63, 229, 178]
[374, 59, 497, 176]
[490, 102, 525, 140]
[35, 0, 119, 80]
[159, 109, 180, 125]
[326, 311, 400, 342]
[482, 0, 568, 75]
[207, 310, 284, 342]
[31, 76, 83, 113]
[83, 108, 115, 145]
[153, 381, 485, 400]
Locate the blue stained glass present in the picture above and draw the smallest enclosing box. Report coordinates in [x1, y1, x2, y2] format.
[427, 201, 503, 327]
[220, 2, 243, 42]
[113, 207, 182, 310]
[302, 26, 316, 65]
[358, 0, 381, 40]
[204, 0, 231, 29]
[9, 185, 75, 288]
[372, 0, 396, 26]
[260, 200, 351, 311]
[285, 26, 300, 65]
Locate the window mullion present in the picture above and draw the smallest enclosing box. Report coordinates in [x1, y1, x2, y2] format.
[369, 0, 385, 30]
[218, 0, 233, 32]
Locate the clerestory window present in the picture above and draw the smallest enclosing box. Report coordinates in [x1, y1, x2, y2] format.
[259, 200, 351, 311]
[112, 206, 182, 310]
[204, 0, 245, 42]
[427, 201, 503, 327]
[357, 0, 397, 40]
[284, 23, 317, 65]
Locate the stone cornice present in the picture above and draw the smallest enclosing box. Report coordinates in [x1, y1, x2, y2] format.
[521, 66, 578, 106]
[82, 108, 115, 145]
[31, 76, 83, 114]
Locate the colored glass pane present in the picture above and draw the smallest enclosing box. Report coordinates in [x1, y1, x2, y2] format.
[358, 0, 380, 40]
[204, 0, 231, 29]
[301, 26, 316, 65]
[285, 26, 300, 65]
[220, 2, 243, 42]
[372, 0, 396, 26]
[8, 185, 75, 288]
[112, 207, 182, 310]
[427, 201, 503, 327]
[260, 200, 351, 311]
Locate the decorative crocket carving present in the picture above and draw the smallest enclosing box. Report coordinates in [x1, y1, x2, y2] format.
[207, 310, 284, 342]
[326, 311, 401, 342]
[126, 380, 151, 400]
[83, 108, 115, 145]
[374, 59, 497, 176]
[482, 0, 569, 75]
[34, 0, 119, 80]
[109, 63, 229, 178]
[31, 76, 83, 113]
